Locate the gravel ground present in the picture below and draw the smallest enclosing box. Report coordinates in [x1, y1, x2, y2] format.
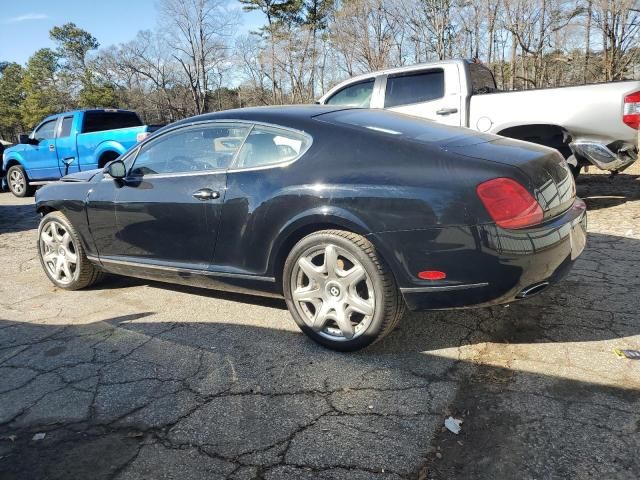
[0, 165, 639, 479]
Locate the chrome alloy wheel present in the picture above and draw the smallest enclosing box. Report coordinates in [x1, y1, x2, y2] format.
[39, 221, 79, 285]
[9, 169, 26, 195]
[290, 244, 376, 341]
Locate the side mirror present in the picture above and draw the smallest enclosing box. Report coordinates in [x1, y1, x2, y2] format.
[18, 134, 37, 145]
[106, 160, 127, 179]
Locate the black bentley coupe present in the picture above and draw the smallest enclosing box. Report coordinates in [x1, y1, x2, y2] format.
[35, 106, 587, 351]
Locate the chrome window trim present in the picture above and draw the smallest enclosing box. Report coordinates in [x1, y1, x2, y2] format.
[128, 122, 252, 177]
[129, 119, 313, 176]
[228, 123, 313, 172]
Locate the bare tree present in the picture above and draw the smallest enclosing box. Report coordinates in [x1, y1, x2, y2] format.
[330, 0, 400, 74]
[160, 0, 238, 114]
[592, 0, 640, 80]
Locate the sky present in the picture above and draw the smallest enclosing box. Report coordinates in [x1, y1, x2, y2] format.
[0, 0, 263, 65]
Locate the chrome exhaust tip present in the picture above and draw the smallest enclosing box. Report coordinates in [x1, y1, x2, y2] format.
[516, 282, 549, 299]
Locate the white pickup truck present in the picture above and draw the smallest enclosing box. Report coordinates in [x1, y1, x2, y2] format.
[318, 59, 640, 177]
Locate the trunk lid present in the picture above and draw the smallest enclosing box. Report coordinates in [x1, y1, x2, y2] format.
[440, 135, 575, 221]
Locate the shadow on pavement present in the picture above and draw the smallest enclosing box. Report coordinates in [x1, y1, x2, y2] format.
[0, 312, 637, 479]
[0, 202, 38, 234]
[1, 228, 639, 480]
[0, 174, 639, 479]
[577, 171, 639, 211]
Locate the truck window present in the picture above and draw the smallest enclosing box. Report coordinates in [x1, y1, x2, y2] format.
[32, 119, 58, 140]
[82, 111, 143, 134]
[469, 63, 497, 94]
[384, 69, 444, 108]
[326, 79, 375, 107]
[58, 116, 73, 138]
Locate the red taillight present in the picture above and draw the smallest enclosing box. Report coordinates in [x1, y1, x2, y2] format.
[623, 91, 640, 130]
[476, 177, 543, 229]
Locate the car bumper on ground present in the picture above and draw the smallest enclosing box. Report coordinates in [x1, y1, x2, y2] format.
[370, 198, 587, 311]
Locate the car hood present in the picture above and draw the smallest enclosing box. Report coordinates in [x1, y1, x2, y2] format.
[61, 169, 102, 182]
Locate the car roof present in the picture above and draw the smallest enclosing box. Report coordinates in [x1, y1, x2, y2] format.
[170, 105, 352, 129]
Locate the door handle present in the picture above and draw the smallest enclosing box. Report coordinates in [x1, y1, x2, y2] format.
[436, 108, 458, 115]
[192, 188, 220, 201]
[49, 144, 55, 151]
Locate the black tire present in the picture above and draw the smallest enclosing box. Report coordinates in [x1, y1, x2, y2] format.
[568, 164, 581, 179]
[98, 151, 120, 169]
[7, 165, 35, 197]
[283, 229, 405, 351]
[37, 211, 104, 290]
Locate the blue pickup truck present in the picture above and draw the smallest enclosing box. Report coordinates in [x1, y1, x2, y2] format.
[2, 109, 159, 197]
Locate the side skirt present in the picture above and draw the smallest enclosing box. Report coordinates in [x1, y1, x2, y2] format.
[87, 255, 282, 299]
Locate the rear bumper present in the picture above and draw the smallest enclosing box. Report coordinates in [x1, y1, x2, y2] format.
[369, 198, 587, 311]
[570, 140, 637, 172]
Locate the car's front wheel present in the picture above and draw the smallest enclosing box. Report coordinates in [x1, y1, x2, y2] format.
[283, 230, 405, 351]
[7, 165, 35, 197]
[37, 211, 103, 290]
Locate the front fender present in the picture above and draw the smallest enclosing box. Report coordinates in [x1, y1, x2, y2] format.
[35, 182, 97, 255]
[2, 151, 27, 175]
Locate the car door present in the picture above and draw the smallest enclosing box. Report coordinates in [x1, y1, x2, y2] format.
[383, 66, 462, 127]
[97, 123, 251, 269]
[23, 118, 60, 180]
[55, 115, 78, 175]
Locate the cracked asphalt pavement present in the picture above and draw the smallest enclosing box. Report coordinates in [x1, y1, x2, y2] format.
[0, 166, 639, 479]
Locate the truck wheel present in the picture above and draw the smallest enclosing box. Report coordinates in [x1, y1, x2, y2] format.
[37, 211, 104, 290]
[568, 164, 581, 179]
[283, 230, 405, 351]
[7, 165, 35, 197]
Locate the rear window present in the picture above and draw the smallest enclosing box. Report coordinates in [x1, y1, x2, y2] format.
[384, 69, 444, 108]
[82, 111, 142, 134]
[469, 63, 497, 94]
[315, 109, 463, 143]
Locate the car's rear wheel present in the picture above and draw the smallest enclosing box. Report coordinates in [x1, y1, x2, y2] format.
[283, 230, 405, 351]
[7, 165, 35, 197]
[37, 211, 103, 290]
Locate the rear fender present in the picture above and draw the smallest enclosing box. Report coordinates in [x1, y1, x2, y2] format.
[92, 141, 126, 168]
[268, 206, 403, 286]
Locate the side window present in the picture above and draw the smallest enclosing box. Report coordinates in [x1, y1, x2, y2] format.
[130, 124, 250, 176]
[58, 117, 73, 138]
[32, 119, 57, 141]
[234, 126, 310, 169]
[326, 79, 375, 107]
[384, 69, 445, 108]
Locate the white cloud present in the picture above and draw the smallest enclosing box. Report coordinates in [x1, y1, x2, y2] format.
[5, 13, 49, 24]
